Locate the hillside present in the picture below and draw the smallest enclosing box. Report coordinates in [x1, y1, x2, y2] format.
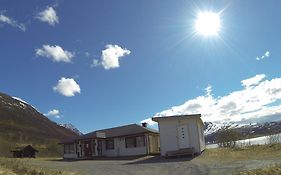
[0, 92, 79, 157]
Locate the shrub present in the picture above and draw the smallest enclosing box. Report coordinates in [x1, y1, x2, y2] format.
[217, 128, 240, 148]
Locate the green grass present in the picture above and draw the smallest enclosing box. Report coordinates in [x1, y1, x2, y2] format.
[0, 158, 80, 175]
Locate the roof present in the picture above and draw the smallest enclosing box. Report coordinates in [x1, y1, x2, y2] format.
[152, 114, 202, 122]
[60, 124, 158, 143]
[11, 145, 38, 152]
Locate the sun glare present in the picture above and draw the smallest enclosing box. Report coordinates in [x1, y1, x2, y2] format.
[195, 11, 221, 37]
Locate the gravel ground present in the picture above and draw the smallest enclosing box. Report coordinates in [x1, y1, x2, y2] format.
[25, 156, 281, 175]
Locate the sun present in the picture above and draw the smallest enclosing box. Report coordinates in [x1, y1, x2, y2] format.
[195, 11, 221, 37]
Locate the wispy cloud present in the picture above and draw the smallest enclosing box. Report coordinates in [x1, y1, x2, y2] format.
[36, 6, 59, 26]
[141, 74, 281, 126]
[53, 77, 81, 97]
[256, 51, 270, 61]
[45, 109, 60, 118]
[35, 44, 74, 63]
[92, 44, 131, 70]
[0, 14, 26, 31]
[241, 74, 266, 88]
[91, 59, 100, 68]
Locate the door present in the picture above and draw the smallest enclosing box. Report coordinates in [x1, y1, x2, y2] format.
[177, 124, 190, 149]
[97, 140, 102, 156]
[84, 140, 92, 157]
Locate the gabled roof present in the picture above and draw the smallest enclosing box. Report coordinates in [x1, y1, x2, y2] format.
[61, 124, 158, 143]
[152, 114, 202, 122]
[11, 145, 38, 152]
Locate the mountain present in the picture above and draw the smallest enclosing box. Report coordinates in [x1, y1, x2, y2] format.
[61, 123, 83, 136]
[0, 92, 79, 157]
[204, 121, 281, 144]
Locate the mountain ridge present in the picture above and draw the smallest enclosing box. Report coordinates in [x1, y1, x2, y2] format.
[204, 120, 281, 143]
[0, 92, 79, 156]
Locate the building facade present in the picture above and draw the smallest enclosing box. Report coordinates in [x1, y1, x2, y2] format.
[61, 124, 159, 159]
[152, 114, 205, 156]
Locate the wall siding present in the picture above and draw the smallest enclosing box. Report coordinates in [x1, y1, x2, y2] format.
[63, 143, 77, 159]
[158, 118, 204, 156]
[102, 136, 147, 157]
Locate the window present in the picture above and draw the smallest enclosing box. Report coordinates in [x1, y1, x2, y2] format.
[105, 139, 114, 150]
[125, 135, 145, 148]
[64, 144, 74, 154]
[136, 136, 145, 147]
[125, 137, 135, 148]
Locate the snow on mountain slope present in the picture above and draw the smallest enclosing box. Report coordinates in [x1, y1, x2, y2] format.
[61, 123, 83, 136]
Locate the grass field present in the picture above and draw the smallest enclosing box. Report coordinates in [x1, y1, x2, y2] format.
[236, 164, 281, 175]
[1, 143, 281, 175]
[0, 158, 79, 175]
[196, 143, 281, 162]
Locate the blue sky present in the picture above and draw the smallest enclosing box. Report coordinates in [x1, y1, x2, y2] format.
[1, 0, 281, 133]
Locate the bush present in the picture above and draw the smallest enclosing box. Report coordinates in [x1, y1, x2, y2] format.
[217, 128, 240, 148]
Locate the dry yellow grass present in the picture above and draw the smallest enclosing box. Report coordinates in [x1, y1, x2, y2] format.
[0, 158, 80, 175]
[194, 143, 281, 163]
[0, 166, 16, 175]
[235, 164, 281, 175]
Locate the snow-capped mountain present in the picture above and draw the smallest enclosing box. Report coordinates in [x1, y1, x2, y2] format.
[0, 92, 79, 156]
[204, 122, 249, 135]
[204, 121, 281, 143]
[61, 123, 83, 136]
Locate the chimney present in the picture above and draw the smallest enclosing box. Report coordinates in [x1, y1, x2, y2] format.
[141, 122, 147, 127]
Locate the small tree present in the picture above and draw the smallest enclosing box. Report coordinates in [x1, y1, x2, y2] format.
[217, 128, 240, 148]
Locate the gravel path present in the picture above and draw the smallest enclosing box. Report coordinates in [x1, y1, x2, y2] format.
[25, 156, 281, 175]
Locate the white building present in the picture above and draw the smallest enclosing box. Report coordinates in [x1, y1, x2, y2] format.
[152, 114, 205, 156]
[61, 124, 159, 159]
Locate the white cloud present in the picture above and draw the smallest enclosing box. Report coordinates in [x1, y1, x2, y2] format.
[99, 44, 131, 70]
[53, 77, 81, 97]
[0, 14, 26, 31]
[35, 45, 74, 63]
[142, 74, 281, 126]
[91, 59, 100, 67]
[264, 51, 270, 57]
[36, 6, 59, 26]
[241, 74, 266, 88]
[256, 51, 270, 61]
[45, 109, 60, 118]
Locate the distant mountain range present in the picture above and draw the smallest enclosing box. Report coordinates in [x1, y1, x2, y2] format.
[1, 91, 281, 156]
[204, 121, 281, 143]
[0, 92, 80, 156]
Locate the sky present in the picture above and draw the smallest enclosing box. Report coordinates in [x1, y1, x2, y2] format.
[1, 0, 281, 133]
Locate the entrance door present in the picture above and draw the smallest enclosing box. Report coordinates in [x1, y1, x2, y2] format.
[177, 124, 190, 149]
[97, 140, 102, 156]
[84, 140, 92, 157]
